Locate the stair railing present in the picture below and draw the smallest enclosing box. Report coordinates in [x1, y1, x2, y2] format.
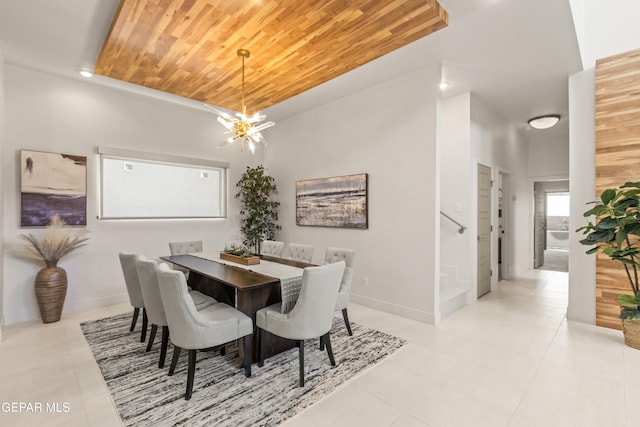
[440, 211, 466, 234]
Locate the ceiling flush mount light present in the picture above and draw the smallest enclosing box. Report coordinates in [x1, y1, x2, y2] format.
[78, 69, 93, 78]
[208, 49, 275, 154]
[528, 114, 560, 130]
[439, 81, 450, 90]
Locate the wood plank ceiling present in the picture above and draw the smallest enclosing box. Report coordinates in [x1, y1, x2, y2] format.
[95, 0, 448, 114]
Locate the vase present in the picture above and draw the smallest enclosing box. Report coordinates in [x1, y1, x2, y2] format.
[35, 260, 68, 323]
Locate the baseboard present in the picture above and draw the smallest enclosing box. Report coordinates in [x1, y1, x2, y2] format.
[63, 294, 129, 314]
[4, 293, 129, 325]
[350, 294, 437, 325]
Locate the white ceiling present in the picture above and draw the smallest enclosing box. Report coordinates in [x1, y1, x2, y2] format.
[0, 0, 582, 145]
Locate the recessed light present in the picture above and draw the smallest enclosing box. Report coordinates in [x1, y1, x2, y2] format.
[78, 69, 93, 78]
[528, 114, 560, 129]
[439, 81, 450, 90]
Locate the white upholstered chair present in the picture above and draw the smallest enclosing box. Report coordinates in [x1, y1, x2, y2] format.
[136, 256, 217, 368]
[119, 252, 148, 342]
[256, 261, 345, 387]
[324, 247, 358, 336]
[260, 240, 285, 257]
[156, 263, 253, 400]
[284, 243, 315, 263]
[168, 240, 203, 277]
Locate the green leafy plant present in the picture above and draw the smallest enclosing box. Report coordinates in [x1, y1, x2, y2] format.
[577, 182, 640, 320]
[223, 243, 254, 258]
[235, 165, 281, 254]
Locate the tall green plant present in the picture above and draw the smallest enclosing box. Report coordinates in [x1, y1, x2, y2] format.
[577, 181, 640, 320]
[235, 165, 281, 254]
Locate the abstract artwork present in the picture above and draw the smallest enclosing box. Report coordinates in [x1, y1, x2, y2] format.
[296, 173, 368, 228]
[20, 149, 87, 227]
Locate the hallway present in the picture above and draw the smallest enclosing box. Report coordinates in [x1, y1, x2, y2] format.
[539, 248, 569, 272]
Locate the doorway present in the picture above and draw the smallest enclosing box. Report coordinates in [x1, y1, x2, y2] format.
[477, 164, 491, 297]
[498, 171, 510, 282]
[533, 180, 569, 273]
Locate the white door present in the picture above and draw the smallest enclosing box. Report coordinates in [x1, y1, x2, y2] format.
[533, 182, 546, 268]
[477, 164, 491, 297]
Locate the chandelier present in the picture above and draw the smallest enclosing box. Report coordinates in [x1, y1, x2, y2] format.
[206, 49, 275, 154]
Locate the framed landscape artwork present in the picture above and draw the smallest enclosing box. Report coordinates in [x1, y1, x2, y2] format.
[20, 149, 87, 227]
[296, 173, 368, 229]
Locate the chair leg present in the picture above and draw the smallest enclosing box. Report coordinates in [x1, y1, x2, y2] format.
[342, 308, 353, 336]
[129, 307, 139, 332]
[168, 346, 181, 376]
[319, 335, 325, 351]
[159, 326, 169, 368]
[298, 340, 305, 387]
[323, 332, 336, 366]
[220, 345, 226, 356]
[185, 349, 196, 400]
[140, 308, 148, 343]
[258, 328, 266, 367]
[146, 324, 157, 352]
[243, 335, 252, 377]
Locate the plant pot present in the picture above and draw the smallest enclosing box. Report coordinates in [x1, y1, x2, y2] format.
[621, 319, 640, 349]
[220, 252, 260, 265]
[35, 262, 68, 323]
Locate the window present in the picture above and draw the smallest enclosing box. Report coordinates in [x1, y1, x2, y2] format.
[98, 147, 227, 219]
[547, 192, 569, 217]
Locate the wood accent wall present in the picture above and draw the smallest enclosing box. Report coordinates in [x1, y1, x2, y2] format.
[595, 47, 640, 330]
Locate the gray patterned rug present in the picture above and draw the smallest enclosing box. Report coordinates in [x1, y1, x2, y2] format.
[81, 313, 405, 426]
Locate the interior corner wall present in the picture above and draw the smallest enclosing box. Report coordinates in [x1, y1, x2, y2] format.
[3, 64, 261, 325]
[470, 95, 531, 279]
[567, 67, 596, 324]
[440, 93, 472, 291]
[264, 65, 441, 324]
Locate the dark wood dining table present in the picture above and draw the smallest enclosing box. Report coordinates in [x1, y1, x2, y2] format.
[160, 254, 312, 365]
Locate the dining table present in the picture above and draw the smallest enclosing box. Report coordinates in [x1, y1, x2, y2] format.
[159, 252, 313, 365]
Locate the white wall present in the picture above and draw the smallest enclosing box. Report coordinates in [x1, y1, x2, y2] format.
[470, 95, 531, 278]
[264, 65, 442, 324]
[439, 92, 531, 307]
[571, 0, 640, 69]
[440, 93, 472, 290]
[528, 135, 570, 178]
[568, 68, 596, 323]
[2, 65, 261, 324]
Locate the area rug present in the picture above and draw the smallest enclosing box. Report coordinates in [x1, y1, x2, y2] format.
[81, 313, 405, 426]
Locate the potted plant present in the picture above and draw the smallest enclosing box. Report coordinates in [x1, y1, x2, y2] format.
[577, 182, 640, 349]
[220, 243, 260, 265]
[18, 214, 89, 323]
[235, 165, 281, 254]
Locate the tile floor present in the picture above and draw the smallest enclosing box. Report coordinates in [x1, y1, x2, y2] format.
[0, 269, 636, 426]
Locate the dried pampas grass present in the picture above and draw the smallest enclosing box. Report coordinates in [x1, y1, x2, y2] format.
[19, 214, 89, 264]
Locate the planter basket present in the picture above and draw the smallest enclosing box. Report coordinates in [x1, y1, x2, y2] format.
[622, 319, 640, 349]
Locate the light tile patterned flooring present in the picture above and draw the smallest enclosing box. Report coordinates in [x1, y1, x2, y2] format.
[1, 269, 637, 426]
